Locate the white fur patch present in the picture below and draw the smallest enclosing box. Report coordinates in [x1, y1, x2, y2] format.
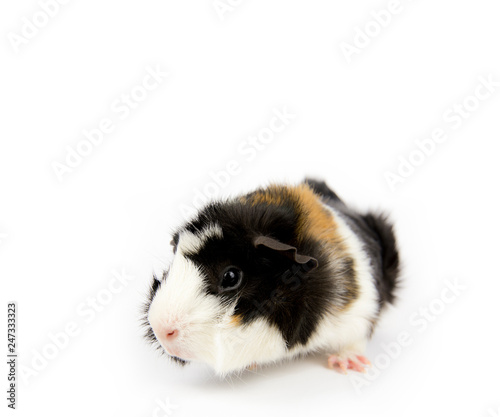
[213, 317, 288, 375]
[177, 224, 223, 255]
[147, 250, 222, 363]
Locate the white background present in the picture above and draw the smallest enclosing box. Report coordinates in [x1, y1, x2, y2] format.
[1, 1, 499, 416]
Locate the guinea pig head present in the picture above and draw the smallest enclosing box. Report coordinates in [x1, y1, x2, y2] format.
[144, 204, 320, 375]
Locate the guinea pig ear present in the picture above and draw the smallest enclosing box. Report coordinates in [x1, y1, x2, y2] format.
[253, 236, 318, 271]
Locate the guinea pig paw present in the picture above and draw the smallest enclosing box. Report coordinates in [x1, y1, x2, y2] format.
[246, 363, 258, 371]
[327, 354, 371, 374]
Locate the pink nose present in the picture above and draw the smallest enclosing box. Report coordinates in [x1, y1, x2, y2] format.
[165, 328, 178, 340]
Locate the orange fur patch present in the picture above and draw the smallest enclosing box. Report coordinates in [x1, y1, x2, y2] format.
[229, 314, 243, 326]
[243, 184, 344, 248]
[242, 183, 359, 310]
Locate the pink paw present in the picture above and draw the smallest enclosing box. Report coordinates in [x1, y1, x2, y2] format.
[327, 353, 371, 374]
[247, 363, 258, 371]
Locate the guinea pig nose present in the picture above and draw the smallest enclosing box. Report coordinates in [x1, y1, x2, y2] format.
[165, 328, 179, 339]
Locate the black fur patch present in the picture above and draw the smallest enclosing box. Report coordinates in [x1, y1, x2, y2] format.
[309, 180, 400, 312]
[304, 178, 343, 204]
[179, 199, 340, 348]
[360, 212, 400, 307]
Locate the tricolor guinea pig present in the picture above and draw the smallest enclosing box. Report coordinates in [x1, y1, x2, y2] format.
[143, 178, 399, 375]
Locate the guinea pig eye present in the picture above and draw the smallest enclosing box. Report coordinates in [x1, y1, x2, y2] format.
[219, 266, 243, 291]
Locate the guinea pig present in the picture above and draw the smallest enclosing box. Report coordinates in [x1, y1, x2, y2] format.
[143, 178, 399, 375]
